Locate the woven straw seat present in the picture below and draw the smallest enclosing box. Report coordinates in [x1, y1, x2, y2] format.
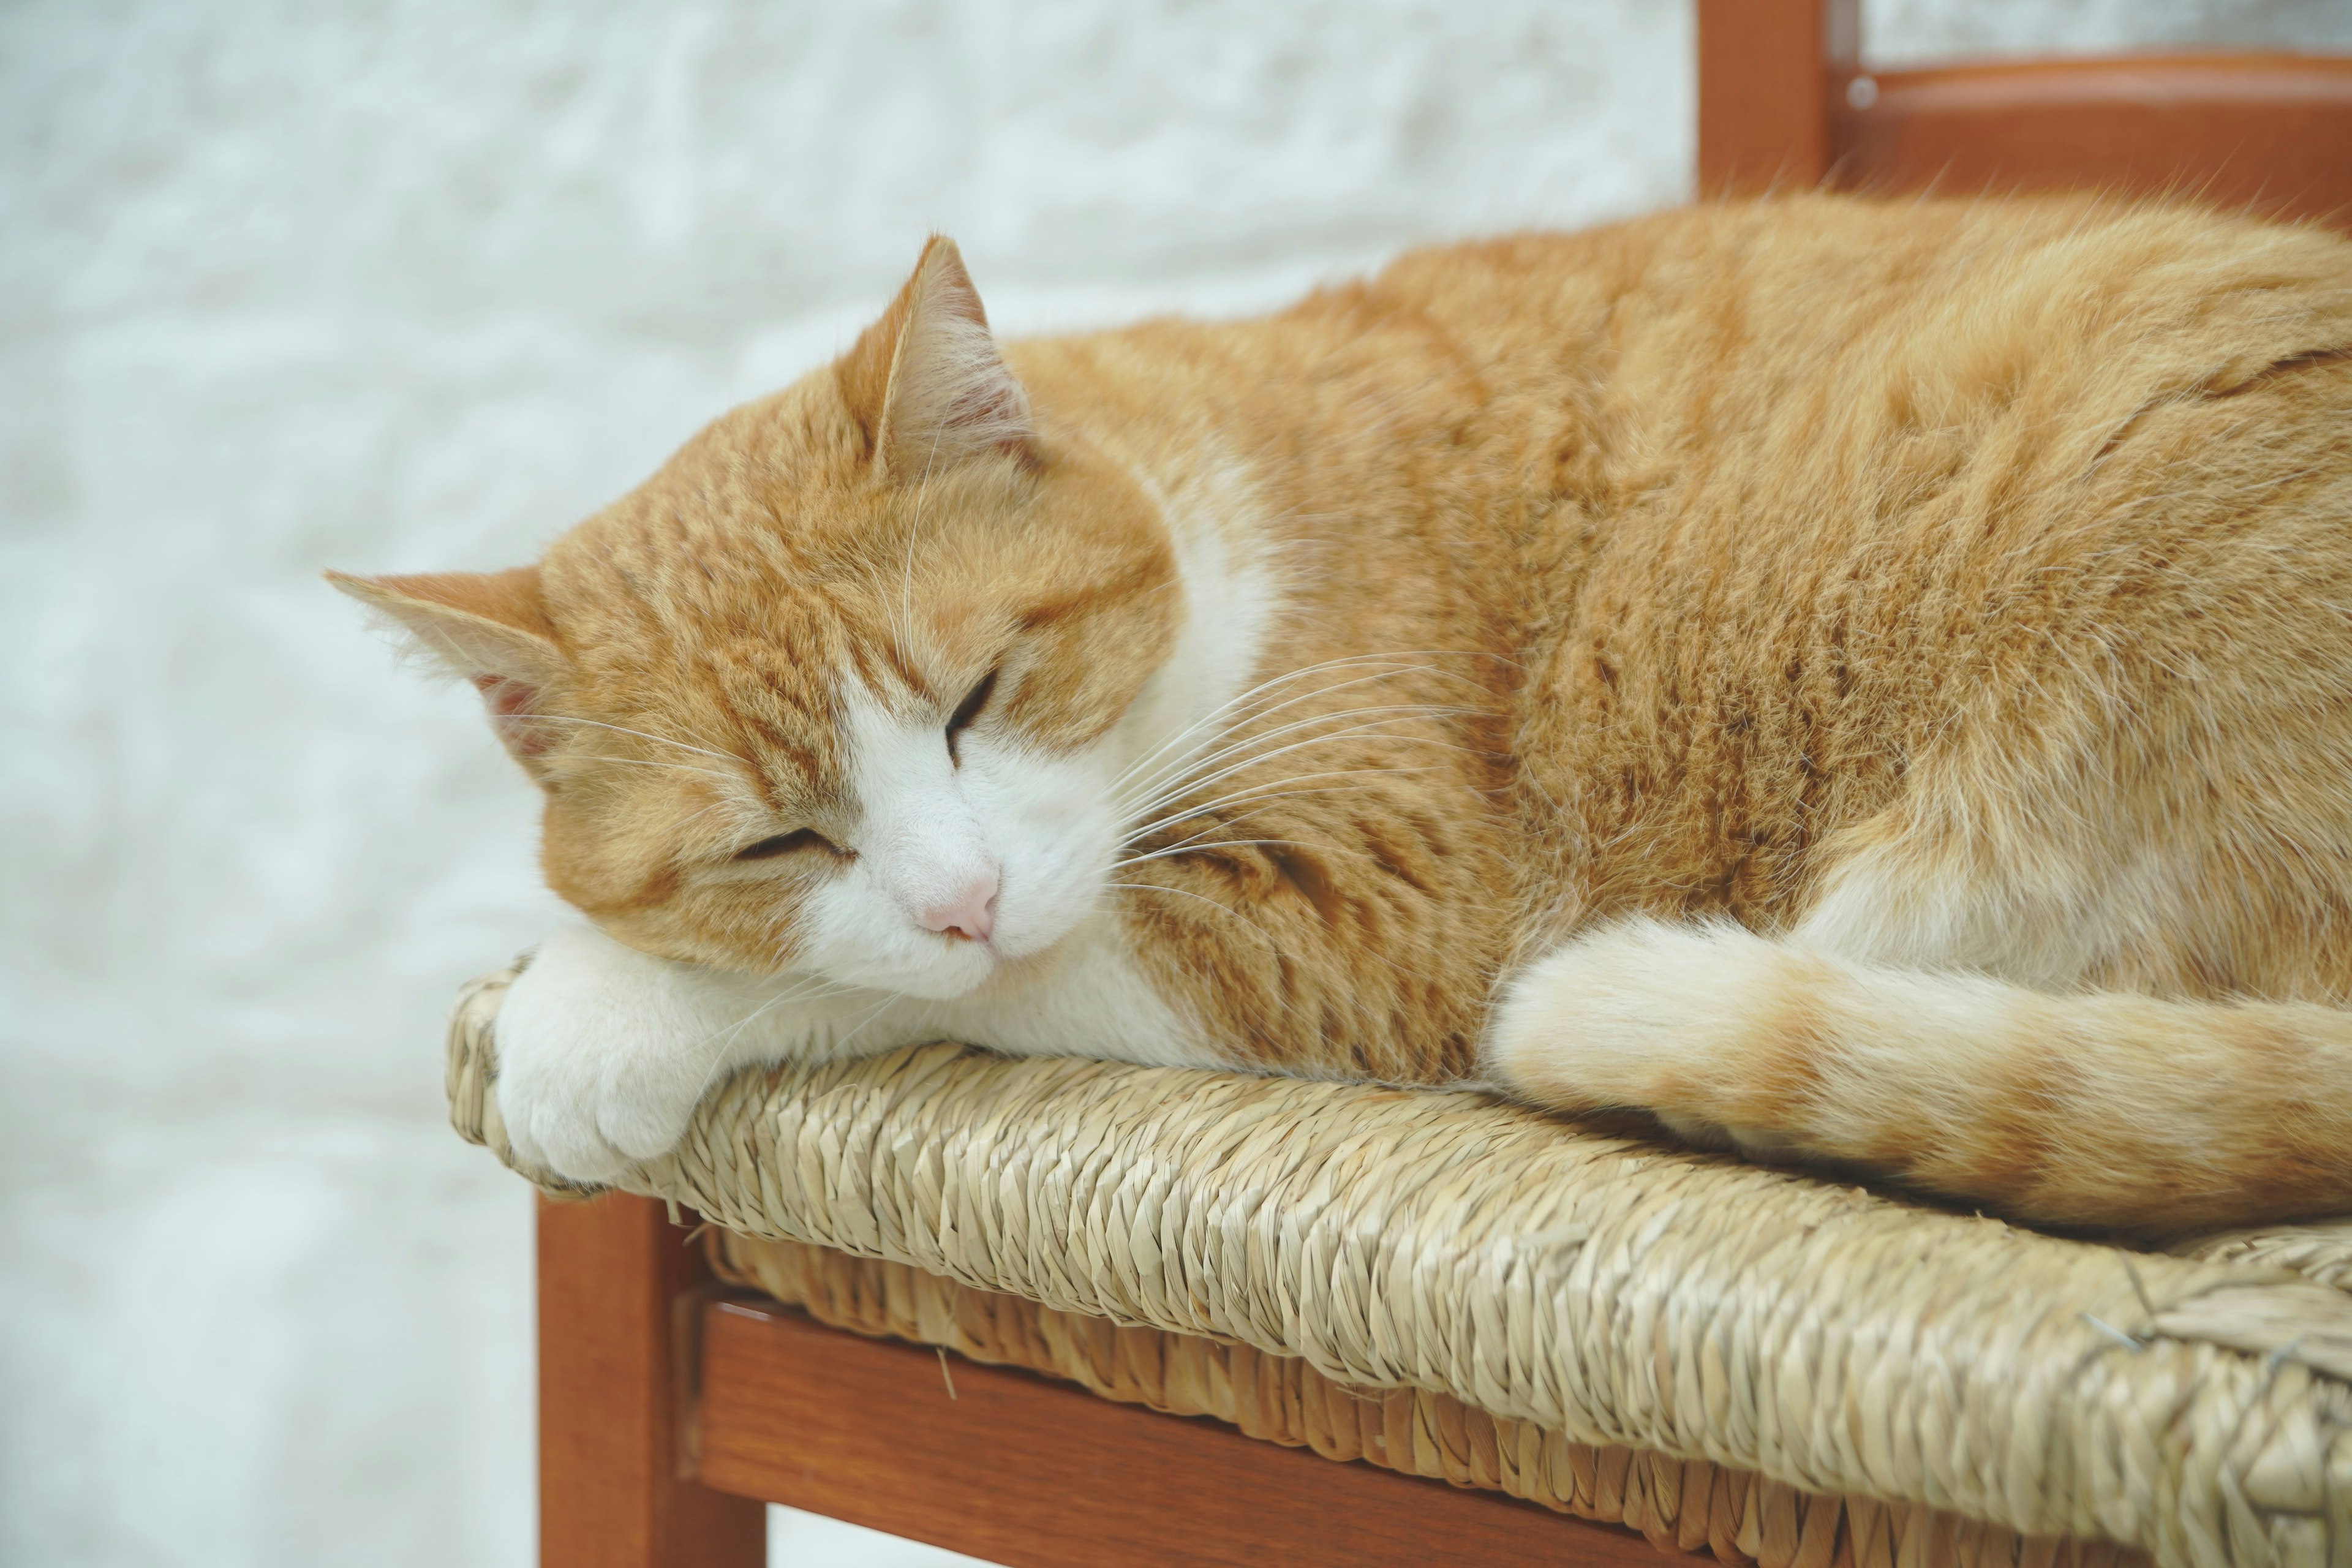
[447, 966, 2352, 1568]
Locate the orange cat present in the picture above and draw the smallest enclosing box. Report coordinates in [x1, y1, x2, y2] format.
[336, 195, 2352, 1235]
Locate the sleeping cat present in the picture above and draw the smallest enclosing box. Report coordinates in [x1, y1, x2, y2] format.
[334, 195, 2352, 1235]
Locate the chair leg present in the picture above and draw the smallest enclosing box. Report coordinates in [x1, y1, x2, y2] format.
[538, 1193, 766, 1568]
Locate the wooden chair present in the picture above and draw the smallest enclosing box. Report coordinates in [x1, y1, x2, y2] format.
[531, 8, 2352, 1565]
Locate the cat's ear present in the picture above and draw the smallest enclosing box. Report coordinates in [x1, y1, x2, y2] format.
[325, 565, 568, 766]
[839, 235, 1033, 478]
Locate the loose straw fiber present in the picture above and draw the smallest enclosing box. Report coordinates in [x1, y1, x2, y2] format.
[447, 966, 2352, 1568]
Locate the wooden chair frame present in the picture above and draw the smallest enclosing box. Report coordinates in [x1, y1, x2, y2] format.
[538, 1193, 1675, 1567]
[532, 7, 2352, 1564]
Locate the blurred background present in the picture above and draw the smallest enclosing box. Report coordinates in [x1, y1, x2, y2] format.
[6, 2, 2350, 1564]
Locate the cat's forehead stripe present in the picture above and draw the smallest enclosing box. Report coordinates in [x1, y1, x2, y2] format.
[842, 631, 931, 705]
[744, 725, 824, 796]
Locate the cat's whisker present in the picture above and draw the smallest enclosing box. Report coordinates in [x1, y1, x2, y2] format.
[1106, 880, 1258, 922]
[523, 715, 745, 766]
[1118, 706, 1468, 820]
[1123, 793, 1425, 874]
[1110, 837, 1312, 870]
[829, 992, 904, 1056]
[677, 982, 842, 1114]
[710, 972, 859, 1038]
[1118, 701, 1483, 817]
[1115, 662, 1496, 786]
[1085, 703, 1478, 840]
[684, 973, 863, 1101]
[1122, 777, 1413, 851]
[679, 995, 814, 1112]
[1110, 658, 1490, 801]
[1120, 722, 1479, 826]
[1120, 795, 1343, 856]
[1125, 769, 1446, 849]
[1123, 692, 1477, 797]
[564, 755, 744, 783]
[1104, 650, 1491, 795]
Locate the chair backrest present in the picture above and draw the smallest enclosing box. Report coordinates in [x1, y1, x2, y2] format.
[1697, 0, 2352, 232]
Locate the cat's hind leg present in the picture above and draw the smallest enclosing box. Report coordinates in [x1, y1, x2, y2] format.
[1482, 822, 2352, 1232]
[1485, 916, 1883, 1161]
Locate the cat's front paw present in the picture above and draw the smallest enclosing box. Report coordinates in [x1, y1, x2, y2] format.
[492, 923, 744, 1184]
[1484, 917, 1793, 1144]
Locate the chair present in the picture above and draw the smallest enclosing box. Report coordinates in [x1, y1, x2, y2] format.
[502, 8, 2352, 1564]
[478, 970, 2351, 1568]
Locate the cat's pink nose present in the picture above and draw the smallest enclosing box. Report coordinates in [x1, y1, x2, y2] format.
[920, 873, 999, 943]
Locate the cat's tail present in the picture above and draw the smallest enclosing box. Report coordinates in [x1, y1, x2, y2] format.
[1485, 917, 2352, 1234]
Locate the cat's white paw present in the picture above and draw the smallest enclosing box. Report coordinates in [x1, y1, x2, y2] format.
[492, 923, 746, 1184]
[1484, 917, 1787, 1128]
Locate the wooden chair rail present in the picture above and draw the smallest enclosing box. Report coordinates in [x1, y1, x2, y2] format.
[696, 1291, 1671, 1568]
[1839, 54, 2352, 228]
[1698, 0, 2352, 231]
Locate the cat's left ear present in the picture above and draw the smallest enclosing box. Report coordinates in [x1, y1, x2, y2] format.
[325, 565, 569, 765]
[839, 236, 1033, 478]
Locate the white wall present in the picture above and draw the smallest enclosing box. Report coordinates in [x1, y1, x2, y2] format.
[2, 2, 2343, 1565]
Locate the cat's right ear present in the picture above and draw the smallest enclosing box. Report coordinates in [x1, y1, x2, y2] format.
[325, 565, 568, 771]
[837, 236, 1033, 479]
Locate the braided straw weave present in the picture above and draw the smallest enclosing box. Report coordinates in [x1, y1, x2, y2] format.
[710, 1231, 2139, 1568]
[446, 967, 2352, 1568]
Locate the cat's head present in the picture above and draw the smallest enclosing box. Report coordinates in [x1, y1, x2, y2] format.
[333, 239, 1180, 998]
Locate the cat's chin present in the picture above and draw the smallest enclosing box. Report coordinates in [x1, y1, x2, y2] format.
[819, 937, 1067, 1005]
[964, 940, 1069, 1000]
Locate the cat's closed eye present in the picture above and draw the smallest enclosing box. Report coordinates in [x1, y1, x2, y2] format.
[945, 668, 998, 765]
[733, 829, 845, 862]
